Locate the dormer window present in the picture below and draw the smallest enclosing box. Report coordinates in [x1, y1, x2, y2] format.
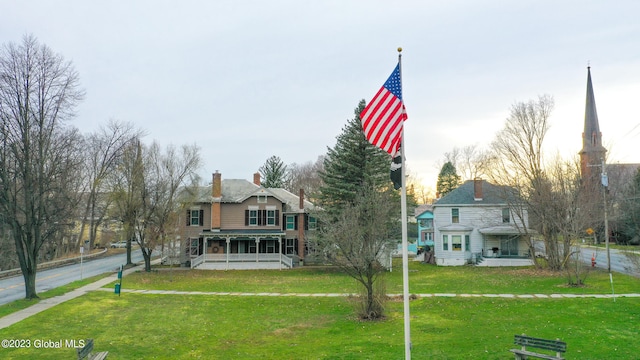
[257, 195, 267, 203]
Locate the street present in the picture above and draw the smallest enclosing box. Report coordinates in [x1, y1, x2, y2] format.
[580, 245, 640, 277]
[0, 249, 145, 305]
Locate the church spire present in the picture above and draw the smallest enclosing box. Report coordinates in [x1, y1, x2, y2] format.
[580, 66, 607, 179]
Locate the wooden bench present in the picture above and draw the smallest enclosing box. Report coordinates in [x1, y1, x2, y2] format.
[510, 334, 566, 360]
[77, 339, 109, 360]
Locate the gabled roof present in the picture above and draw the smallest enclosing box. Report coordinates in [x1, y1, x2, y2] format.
[414, 204, 433, 218]
[434, 180, 516, 206]
[182, 179, 314, 211]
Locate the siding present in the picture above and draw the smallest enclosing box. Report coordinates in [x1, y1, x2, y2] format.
[221, 197, 283, 230]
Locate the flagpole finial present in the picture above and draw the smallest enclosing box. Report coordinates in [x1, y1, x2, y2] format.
[397, 47, 402, 53]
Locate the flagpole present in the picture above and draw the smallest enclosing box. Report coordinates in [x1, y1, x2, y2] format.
[398, 47, 411, 359]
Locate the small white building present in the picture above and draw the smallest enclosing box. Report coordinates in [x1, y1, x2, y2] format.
[433, 179, 534, 266]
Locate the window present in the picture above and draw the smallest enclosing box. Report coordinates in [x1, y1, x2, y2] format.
[249, 210, 258, 226]
[286, 215, 296, 230]
[267, 210, 276, 225]
[308, 216, 317, 230]
[285, 238, 296, 254]
[442, 234, 449, 251]
[188, 209, 203, 226]
[452, 235, 462, 251]
[451, 208, 459, 223]
[257, 195, 267, 203]
[419, 219, 433, 229]
[502, 208, 510, 223]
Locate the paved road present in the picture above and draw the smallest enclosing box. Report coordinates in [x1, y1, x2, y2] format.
[580, 245, 640, 276]
[0, 249, 145, 305]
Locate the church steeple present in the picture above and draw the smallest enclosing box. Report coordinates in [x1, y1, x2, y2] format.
[580, 66, 607, 180]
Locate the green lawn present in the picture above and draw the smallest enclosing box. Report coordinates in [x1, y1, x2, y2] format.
[121, 261, 640, 295]
[0, 262, 639, 359]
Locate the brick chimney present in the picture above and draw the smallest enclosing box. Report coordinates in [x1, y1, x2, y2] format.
[474, 178, 483, 201]
[253, 172, 261, 186]
[299, 188, 304, 210]
[211, 172, 221, 230]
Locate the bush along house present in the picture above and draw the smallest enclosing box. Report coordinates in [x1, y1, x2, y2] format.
[180, 171, 316, 270]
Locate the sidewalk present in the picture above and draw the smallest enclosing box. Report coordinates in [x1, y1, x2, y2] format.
[2, 267, 639, 330]
[0, 266, 139, 330]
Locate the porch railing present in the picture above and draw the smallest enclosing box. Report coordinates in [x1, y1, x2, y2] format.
[190, 254, 205, 269]
[202, 253, 293, 268]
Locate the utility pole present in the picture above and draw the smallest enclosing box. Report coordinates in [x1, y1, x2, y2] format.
[600, 158, 610, 273]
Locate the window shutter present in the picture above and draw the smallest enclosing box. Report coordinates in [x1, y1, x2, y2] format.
[245, 210, 249, 226]
[275, 210, 280, 226]
[294, 215, 298, 230]
[186, 210, 190, 226]
[199, 210, 204, 226]
[257, 210, 263, 226]
[294, 238, 299, 255]
[282, 214, 286, 230]
[262, 210, 267, 226]
[304, 214, 309, 230]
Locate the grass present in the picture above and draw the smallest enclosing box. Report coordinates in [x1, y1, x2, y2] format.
[0, 262, 639, 359]
[0, 273, 111, 318]
[119, 261, 640, 295]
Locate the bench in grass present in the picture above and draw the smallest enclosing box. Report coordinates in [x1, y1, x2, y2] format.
[510, 334, 566, 360]
[76, 339, 108, 360]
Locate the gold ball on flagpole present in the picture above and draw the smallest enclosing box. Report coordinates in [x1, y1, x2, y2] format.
[397, 47, 403, 53]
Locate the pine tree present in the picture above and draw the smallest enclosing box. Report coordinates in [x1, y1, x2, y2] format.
[437, 161, 461, 197]
[318, 100, 392, 209]
[259, 155, 288, 188]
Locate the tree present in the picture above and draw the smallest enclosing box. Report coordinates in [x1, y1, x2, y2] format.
[436, 161, 460, 197]
[110, 139, 145, 265]
[285, 155, 324, 203]
[135, 142, 201, 272]
[318, 100, 392, 210]
[314, 100, 397, 320]
[259, 155, 288, 188]
[619, 167, 640, 244]
[0, 35, 84, 299]
[78, 120, 142, 249]
[488, 95, 581, 271]
[314, 185, 395, 319]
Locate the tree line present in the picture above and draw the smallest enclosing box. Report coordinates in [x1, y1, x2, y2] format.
[0, 35, 202, 299]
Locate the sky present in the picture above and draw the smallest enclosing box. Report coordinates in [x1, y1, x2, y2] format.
[2, 1, 639, 192]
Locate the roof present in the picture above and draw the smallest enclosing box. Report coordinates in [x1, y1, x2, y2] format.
[414, 204, 433, 218]
[182, 178, 315, 211]
[434, 180, 517, 206]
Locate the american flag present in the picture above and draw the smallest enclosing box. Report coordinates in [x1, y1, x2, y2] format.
[360, 63, 407, 154]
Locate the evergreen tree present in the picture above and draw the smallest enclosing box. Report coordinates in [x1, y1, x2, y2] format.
[313, 100, 398, 320]
[318, 100, 392, 209]
[259, 155, 288, 188]
[437, 161, 461, 197]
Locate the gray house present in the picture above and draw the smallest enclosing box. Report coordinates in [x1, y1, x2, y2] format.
[433, 179, 534, 266]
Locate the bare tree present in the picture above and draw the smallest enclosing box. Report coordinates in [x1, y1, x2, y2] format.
[489, 95, 578, 271]
[286, 155, 324, 202]
[135, 142, 201, 271]
[77, 120, 142, 249]
[110, 139, 144, 265]
[312, 185, 396, 320]
[0, 35, 84, 299]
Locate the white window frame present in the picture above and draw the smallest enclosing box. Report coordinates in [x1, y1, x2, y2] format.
[266, 206, 276, 226]
[286, 215, 295, 230]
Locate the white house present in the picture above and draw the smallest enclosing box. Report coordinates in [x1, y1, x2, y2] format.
[433, 179, 534, 266]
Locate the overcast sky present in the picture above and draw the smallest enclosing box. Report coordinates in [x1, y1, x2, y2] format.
[2, 1, 639, 191]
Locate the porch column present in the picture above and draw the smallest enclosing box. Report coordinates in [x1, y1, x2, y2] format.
[279, 237, 282, 270]
[255, 237, 260, 262]
[203, 238, 207, 265]
[226, 237, 230, 271]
